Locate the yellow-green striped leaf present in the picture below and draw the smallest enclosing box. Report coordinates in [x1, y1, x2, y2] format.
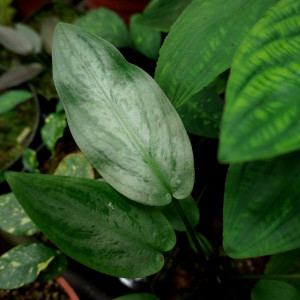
[52, 23, 194, 205]
[219, 0, 300, 163]
[155, 0, 280, 109]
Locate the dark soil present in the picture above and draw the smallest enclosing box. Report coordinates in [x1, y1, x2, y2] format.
[0, 280, 70, 300]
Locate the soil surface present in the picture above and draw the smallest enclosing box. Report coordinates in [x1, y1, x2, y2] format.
[0, 279, 70, 300]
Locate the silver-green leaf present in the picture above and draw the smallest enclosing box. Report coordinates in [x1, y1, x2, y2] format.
[52, 23, 194, 206]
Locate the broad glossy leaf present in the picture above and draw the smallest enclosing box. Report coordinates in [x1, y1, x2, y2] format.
[265, 249, 300, 291]
[41, 112, 66, 153]
[160, 195, 199, 231]
[37, 251, 67, 282]
[177, 87, 224, 138]
[219, 0, 300, 163]
[223, 151, 300, 258]
[22, 149, 40, 173]
[251, 280, 300, 300]
[16, 23, 42, 54]
[0, 63, 43, 91]
[54, 152, 94, 178]
[130, 14, 161, 60]
[0, 243, 55, 289]
[114, 293, 159, 300]
[5, 172, 176, 278]
[0, 193, 39, 236]
[0, 90, 32, 114]
[52, 23, 194, 205]
[75, 8, 131, 48]
[155, 0, 280, 109]
[138, 0, 192, 32]
[0, 25, 32, 55]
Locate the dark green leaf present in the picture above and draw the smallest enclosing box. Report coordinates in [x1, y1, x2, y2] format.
[0, 243, 55, 289]
[0, 193, 39, 236]
[5, 172, 176, 278]
[41, 112, 66, 153]
[52, 23, 194, 205]
[251, 280, 300, 300]
[265, 249, 300, 291]
[54, 152, 94, 178]
[187, 231, 213, 257]
[130, 14, 161, 60]
[219, 0, 300, 163]
[37, 251, 67, 282]
[137, 0, 192, 32]
[160, 195, 199, 231]
[223, 151, 300, 258]
[22, 148, 40, 173]
[0, 90, 32, 114]
[114, 293, 159, 300]
[177, 87, 224, 138]
[74, 8, 131, 48]
[155, 0, 280, 109]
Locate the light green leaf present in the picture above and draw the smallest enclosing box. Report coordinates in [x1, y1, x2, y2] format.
[223, 151, 300, 258]
[0, 193, 39, 236]
[5, 172, 176, 278]
[137, 0, 192, 32]
[22, 148, 40, 173]
[37, 251, 67, 282]
[114, 293, 159, 300]
[0, 243, 55, 289]
[160, 195, 199, 231]
[130, 14, 161, 60]
[219, 0, 300, 163]
[0, 90, 32, 114]
[52, 23, 194, 206]
[155, 0, 280, 109]
[54, 152, 94, 178]
[55, 99, 64, 112]
[0, 25, 32, 55]
[177, 87, 224, 138]
[16, 23, 42, 54]
[41, 112, 66, 153]
[74, 8, 131, 48]
[251, 280, 300, 300]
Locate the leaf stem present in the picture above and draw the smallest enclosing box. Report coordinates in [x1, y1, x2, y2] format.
[172, 198, 207, 264]
[49, 150, 55, 174]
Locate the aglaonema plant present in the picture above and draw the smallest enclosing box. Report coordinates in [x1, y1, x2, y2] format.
[3, 0, 300, 298]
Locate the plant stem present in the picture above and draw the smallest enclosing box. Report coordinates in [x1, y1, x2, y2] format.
[172, 198, 208, 265]
[49, 150, 55, 174]
[231, 274, 300, 280]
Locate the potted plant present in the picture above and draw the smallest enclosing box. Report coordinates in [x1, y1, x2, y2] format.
[2, 0, 300, 299]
